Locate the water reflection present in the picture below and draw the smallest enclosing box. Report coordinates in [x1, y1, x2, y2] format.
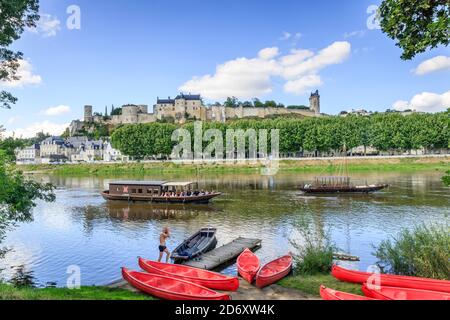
[0, 171, 448, 287]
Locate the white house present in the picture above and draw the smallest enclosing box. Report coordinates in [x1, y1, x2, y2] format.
[15, 144, 40, 164]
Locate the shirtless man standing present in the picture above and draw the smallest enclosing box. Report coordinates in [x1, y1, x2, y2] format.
[158, 227, 171, 262]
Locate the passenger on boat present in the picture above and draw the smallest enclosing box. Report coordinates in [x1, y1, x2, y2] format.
[158, 227, 171, 263]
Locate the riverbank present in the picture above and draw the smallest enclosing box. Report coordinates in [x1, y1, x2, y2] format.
[19, 155, 450, 176]
[0, 274, 351, 300]
[0, 283, 153, 300]
[278, 274, 361, 296]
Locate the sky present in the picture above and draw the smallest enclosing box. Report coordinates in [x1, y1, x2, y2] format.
[0, 0, 449, 138]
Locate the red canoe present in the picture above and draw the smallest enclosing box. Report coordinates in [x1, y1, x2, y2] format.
[362, 283, 450, 300]
[237, 248, 260, 284]
[122, 268, 230, 300]
[320, 285, 375, 300]
[138, 257, 239, 291]
[255, 254, 293, 288]
[332, 264, 450, 293]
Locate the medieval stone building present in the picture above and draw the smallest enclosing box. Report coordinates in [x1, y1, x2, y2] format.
[69, 91, 322, 136]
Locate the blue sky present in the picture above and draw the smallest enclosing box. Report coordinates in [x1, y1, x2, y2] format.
[1, 0, 449, 137]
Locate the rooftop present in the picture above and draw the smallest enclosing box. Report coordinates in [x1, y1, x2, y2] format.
[108, 180, 196, 187]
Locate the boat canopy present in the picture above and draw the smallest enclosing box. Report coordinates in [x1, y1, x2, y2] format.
[162, 182, 196, 187]
[109, 180, 167, 186]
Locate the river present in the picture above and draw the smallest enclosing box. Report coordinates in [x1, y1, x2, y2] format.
[0, 171, 448, 287]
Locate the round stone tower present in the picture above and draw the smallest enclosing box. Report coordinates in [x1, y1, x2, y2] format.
[84, 105, 93, 122]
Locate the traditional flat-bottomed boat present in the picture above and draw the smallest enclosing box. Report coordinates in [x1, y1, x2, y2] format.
[122, 268, 230, 300]
[171, 227, 217, 261]
[138, 258, 239, 291]
[300, 176, 388, 194]
[102, 180, 221, 203]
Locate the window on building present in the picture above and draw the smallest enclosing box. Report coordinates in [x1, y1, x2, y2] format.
[138, 189, 143, 194]
[131, 188, 136, 193]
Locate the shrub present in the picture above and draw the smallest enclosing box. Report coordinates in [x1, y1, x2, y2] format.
[291, 218, 336, 275]
[374, 224, 450, 280]
[443, 171, 450, 186]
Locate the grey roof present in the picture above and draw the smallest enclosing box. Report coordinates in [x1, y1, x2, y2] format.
[42, 136, 64, 145]
[109, 180, 167, 186]
[175, 94, 201, 100]
[157, 99, 175, 104]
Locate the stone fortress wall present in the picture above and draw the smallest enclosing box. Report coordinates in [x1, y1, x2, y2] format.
[70, 91, 321, 135]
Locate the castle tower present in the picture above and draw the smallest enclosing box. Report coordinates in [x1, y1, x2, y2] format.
[309, 90, 320, 115]
[84, 105, 93, 122]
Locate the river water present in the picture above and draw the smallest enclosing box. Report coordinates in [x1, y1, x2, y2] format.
[0, 171, 448, 287]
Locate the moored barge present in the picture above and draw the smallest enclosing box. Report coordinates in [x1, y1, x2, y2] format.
[300, 176, 388, 194]
[101, 180, 221, 203]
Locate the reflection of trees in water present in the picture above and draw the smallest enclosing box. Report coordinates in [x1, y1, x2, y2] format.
[104, 202, 219, 221]
[74, 202, 221, 235]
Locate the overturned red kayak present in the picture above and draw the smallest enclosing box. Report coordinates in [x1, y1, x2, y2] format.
[255, 254, 292, 288]
[138, 257, 239, 291]
[320, 285, 375, 300]
[122, 268, 230, 300]
[332, 265, 450, 293]
[362, 283, 450, 300]
[237, 248, 260, 284]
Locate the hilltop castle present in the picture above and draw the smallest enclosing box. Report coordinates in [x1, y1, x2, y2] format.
[69, 92, 321, 136]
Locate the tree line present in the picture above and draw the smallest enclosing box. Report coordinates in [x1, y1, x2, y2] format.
[110, 111, 449, 159]
[220, 96, 308, 110]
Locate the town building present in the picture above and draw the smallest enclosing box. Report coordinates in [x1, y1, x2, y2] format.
[15, 137, 124, 164]
[15, 144, 40, 164]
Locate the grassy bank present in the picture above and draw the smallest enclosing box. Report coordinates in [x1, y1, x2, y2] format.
[0, 283, 152, 300]
[279, 274, 362, 297]
[18, 156, 450, 176]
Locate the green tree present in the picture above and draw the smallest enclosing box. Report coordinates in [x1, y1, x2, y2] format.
[0, 151, 55, 245]
[379, 0, 450, 60]
[264, 100, 277, 108]
[252, 98, 264, 108]
[0, 137, 26, 161]
[224, 97, 239, 108]
[0, 0, 40, 108]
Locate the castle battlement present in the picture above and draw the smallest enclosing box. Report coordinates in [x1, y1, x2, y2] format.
[72, 92, 321, 136]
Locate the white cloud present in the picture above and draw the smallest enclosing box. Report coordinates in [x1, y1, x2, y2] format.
[5, 121, 69, 138]
[281, 41, 351, 80]
[393, 90, 450, 112]
[180, 57, 280, 100]
[343, 30, 366, 38]
[0, 59, 42, 88]
[414, 56, 450, 75]
[258, 47, 280, 60]
[28, 13, 61, 37]
[280, 49, 314, 66]
[42, 105, 71, 116]
[284, 74, 323, 95]
[179, 41, 351, 99]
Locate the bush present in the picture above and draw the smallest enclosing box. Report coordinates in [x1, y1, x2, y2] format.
[374, 224, 450, 280]
[443, 171, 450, 186]
[291, 219, 335, 275]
